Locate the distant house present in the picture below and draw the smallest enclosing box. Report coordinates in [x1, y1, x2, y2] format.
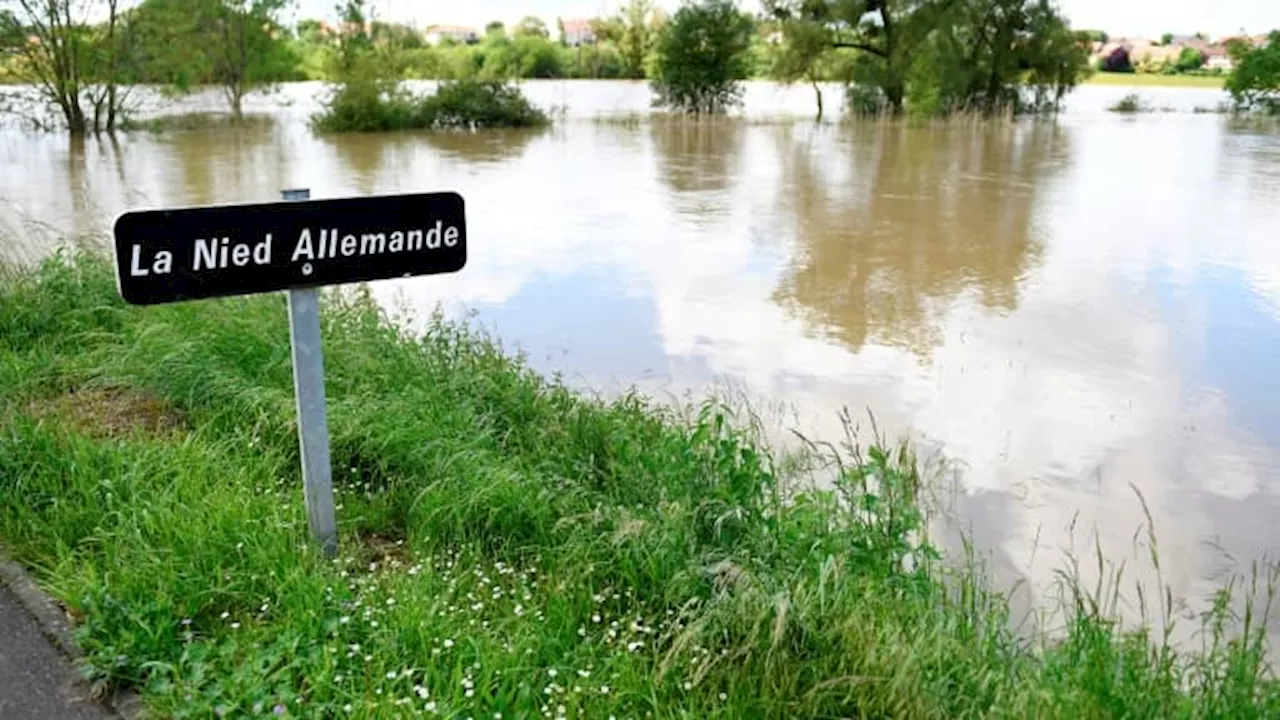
[560, 19, 596, 47]
[1204, 45, 1234, 71]
[425, 25, 478, 45]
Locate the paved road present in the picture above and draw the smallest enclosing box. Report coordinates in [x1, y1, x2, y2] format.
[0, 583, 113, 719]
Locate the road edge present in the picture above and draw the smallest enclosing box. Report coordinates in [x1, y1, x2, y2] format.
[0, 548, 143, 719]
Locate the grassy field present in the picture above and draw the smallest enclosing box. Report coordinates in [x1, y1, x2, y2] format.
[1086, 72, 1227, 89]
[0, 253, 1277, 718]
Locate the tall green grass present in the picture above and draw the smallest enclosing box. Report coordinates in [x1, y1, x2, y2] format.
[0, 253, 1276, 718]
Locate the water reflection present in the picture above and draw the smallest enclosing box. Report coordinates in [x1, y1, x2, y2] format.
[650, 119, 745, 221]
[418, 127, 547, 163]
[164, 117, 282, 205]
[773, 122, 1062, 357]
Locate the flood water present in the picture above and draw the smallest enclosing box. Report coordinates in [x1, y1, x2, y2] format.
[3, 80, 1280, 641]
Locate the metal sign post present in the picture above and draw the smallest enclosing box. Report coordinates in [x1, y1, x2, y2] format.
[281, 188, 337, 557]
[112, 188, 467, 556]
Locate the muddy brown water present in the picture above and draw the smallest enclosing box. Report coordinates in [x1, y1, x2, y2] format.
[3, 80, 1279, 643]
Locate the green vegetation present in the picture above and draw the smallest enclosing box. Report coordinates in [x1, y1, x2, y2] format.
[3, 252, 1280, 717]
[651, 0, 755, 113]
[1108, 93, 1148, 113]
[310, 1, 547, 133]
[128, 0, 298, 117]
[0, 0, 133, 133]
[285, 1, 668, 83]
[769, 15, 838, 120]
[1226, 32, 1280, 113]
[764, 0, 1092, 117]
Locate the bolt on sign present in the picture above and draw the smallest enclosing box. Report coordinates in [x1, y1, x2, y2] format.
[113, 190, 468, 556]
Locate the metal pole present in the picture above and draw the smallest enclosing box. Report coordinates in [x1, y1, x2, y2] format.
[282, 188, 337, 558]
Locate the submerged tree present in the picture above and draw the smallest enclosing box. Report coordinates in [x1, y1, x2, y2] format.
[770, 16, 835, 119]
[130, 0, 295, 117]
[1225, 32, 1280, 113]
[0, 0, 134, 133]
[650, 0, 754, 113]
[765, 0, 1090, 116]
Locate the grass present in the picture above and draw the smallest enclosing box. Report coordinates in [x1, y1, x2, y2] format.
[1086, 72, 1227, 89]
[1, 252, 1278, 718]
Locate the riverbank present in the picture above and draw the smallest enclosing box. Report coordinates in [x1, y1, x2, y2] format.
[1085, 72, 1227, 88]
[1, 253, 1277, 718]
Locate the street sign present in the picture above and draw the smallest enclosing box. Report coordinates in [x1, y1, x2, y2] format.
[111, 189, 467, 558]
[113, 191, 467, 306]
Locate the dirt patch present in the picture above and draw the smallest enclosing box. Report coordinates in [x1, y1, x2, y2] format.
[26, 386, 186, 439]
[354, 532, 413, 570]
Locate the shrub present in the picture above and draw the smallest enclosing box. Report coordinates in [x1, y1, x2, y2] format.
[1108, 93, 1147, 113]
[415, 79, 550, 129]
[1175, 47, 1205, 73]
[311, 77, 548, 133]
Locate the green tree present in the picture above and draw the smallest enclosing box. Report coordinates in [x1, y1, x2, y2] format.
[767, 0, 1088, 116]
[129, 0, 294, 116]
[513, 35, 565, 78]
[1175, 45, 1204, 72]
[765, 0, 962, 114]
[514, 16, 549, 39]
[592, 0, 662, 79]
[1161, 32, 1173, 46]
[770, 18, 834, 119]
[204, 1, 296, 116]
[1225, 31, 1280, 112]
[485, 20, 505, 39]
[651, 0, 754, 113]
[0, 0, 133, 133]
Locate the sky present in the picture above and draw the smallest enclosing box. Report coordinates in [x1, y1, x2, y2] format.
[292, 0, 1279, 39]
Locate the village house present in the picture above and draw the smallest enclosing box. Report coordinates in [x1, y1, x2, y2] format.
[424, 25, 478, 45]
[1092, 35, 1240, 73]
[560, 19, 596, 47]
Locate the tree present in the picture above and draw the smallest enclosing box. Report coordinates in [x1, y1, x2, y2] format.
[767, 0, 1088, 116]
[129, 0, 294, 116]
[0, 0, 134, 133]
[1225, 31, 1280, 112]
[651, 0, 753, 113]
[1161, 32, 1173, 46]
[204, 1, 295, 116]
[771, 18, 833, 119]
[1175, 46, 1204, 72]
[485, 21, 505, 39]
[591, 0, 662, 79]
[514, 16, 548, 39]
[1100, 45, 1132, 72]
[765, 0, 963, 114]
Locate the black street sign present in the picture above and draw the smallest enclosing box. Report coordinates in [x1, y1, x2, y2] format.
[113, 191, 466, 305]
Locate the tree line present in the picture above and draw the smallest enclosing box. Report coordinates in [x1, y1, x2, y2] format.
[2, 0, 1276, 135]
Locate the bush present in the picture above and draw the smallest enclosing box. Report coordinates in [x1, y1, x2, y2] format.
[311, 77, 549, 133]
[1108, 93, 1147, 113]
[1175, 47, 1205, 73]
[416, 79, 550, 129]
